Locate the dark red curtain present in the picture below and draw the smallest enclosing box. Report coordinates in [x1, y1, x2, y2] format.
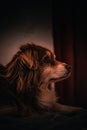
[53, 1, 87, 108]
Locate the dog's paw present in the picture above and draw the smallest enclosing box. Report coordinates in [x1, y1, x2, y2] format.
[53, 103, 83, 113]
[64, 106, 83, 112]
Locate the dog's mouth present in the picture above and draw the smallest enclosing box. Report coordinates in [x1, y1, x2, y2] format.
[49, 71, 71, 83]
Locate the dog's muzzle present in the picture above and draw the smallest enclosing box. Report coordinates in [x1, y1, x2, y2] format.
[65, 64, 72, 73]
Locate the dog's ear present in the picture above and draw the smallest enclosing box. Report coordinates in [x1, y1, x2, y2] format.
[16, 50, 38, 91]
[19, 49, 38, 70]
[5, 45, 39, 92]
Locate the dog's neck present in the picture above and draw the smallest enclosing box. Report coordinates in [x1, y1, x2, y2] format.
[36, 83, 57, 109]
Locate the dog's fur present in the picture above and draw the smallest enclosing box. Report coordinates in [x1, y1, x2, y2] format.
[0, 43, 81, 116]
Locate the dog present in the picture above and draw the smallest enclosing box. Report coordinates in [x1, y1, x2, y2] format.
[0, 43, 81, 117]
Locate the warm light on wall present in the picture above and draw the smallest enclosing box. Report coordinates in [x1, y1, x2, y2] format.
[0, 29, 54, 65]
[0, 2, 53, 65]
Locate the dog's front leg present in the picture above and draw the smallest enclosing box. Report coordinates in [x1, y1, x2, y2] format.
[53, 103, 82, 113]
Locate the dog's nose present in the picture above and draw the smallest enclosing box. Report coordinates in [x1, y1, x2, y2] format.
[65, 64, 72, 71]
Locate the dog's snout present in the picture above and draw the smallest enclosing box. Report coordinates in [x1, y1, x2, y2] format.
[65, 64, 72, 71]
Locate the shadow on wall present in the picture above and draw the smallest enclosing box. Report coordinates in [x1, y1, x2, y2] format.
[0, 1, 53, 65]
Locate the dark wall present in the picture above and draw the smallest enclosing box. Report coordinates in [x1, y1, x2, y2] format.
[0, 1, 53, 65]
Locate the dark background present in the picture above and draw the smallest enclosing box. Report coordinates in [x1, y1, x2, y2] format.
[0, 0, 53, 64]
[0, 0, 87, 108]
[53, 0, 87, 108]
[0, 1, 51, 33]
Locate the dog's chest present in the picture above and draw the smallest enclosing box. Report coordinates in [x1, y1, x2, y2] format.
[37, 85, 57, 108]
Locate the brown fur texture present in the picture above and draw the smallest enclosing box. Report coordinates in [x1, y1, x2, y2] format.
[0, 43, 81, 116]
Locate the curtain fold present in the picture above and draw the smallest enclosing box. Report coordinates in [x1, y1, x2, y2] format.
[53, 2, 87, 108]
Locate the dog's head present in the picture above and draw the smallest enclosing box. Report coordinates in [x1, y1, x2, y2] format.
[5, 43, 71, 93]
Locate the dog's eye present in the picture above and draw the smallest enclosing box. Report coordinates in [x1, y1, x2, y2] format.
[43, 56, 51, 64]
